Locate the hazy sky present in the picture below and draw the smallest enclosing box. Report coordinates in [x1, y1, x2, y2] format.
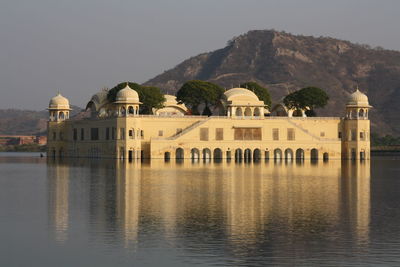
[1, 0, 399, 110]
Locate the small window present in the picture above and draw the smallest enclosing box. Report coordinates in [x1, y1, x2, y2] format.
[216, 128, 224, 140]
[140, 130, 144, 139]
[287, 128, 295, 140]
[73, 128, 77, 141]
[91, 128, 99, 140]
[120, 128, 125, 140]
[320, 132, 325, 137]
[273, 128, 279, 141]
[360, 132, 365, 140]
[338, 132, 342, 139]
[129, 130, 133, 139]
[351, 130, 356, 141]
[59, 132, 63, 141]
[80, 128, 85, 140]
[158, 130, 163, 136]
[200, 128, 209, 141]
[106, 128, 110, 140]
[52, 132, 56, 141]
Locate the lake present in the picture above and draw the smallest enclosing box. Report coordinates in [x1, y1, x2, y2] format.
[0, 152, 400, 266]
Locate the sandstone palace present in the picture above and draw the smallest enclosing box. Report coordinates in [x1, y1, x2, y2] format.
[47, 85, 371, 161]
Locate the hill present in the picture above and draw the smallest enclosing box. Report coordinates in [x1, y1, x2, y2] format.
[145, 30, 400, 136]
[0, 106, 82, 135]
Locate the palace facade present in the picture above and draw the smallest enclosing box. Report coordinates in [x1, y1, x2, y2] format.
[47, 85, 371, 161]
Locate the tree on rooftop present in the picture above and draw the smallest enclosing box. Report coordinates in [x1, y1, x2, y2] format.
[283, 86, 329, 117]
[240, 82, 272, 108]
[176, 80, 224, 115]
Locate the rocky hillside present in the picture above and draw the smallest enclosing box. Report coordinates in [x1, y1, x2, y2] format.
[145, 30, 400, 136]
[0, 106, 82, 135]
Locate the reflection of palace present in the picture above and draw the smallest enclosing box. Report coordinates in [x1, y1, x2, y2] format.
[47, 160, 371, 250]
[47, 85, 371, 161]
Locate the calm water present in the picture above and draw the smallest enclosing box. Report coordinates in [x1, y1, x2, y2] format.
[1, 153, 400, 266]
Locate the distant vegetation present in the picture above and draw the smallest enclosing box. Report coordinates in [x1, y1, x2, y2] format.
[371, 133, 400, 146]
[0, 144, 46, 152]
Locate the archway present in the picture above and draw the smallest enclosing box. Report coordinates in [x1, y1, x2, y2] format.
[253, 149, 261, 161]
[244, 107, 252, 117]
[359, 109, 364, 118]
[213, 148, 223, 160]
[274, 148, 282, 161]
[235, 107, 243, 117]
[202, 148, 211, 161]
[323, 152, 329, 161]
[164, 152, 171, 161]
[296, 149, 305, 160]
[128, 106, 135, 115]
[285, 149, 293, 161]
[254, 108, 261, 117]
[120, 107, 126, 116]
[235, 148, 243, 161]
[59, 112, 65, 120]
[244, 148, 252, 161]
[176, 148, 184, 160]
[311, 148, 319, 160]
[191, 148, 200, 161]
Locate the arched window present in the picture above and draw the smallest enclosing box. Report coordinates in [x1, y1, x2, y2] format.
[128, 106, 134, 115]
[274, 148, 282, 160]
[323, 152, 329, 161]
[235, 107, 243, 117]
[253, 108, 261, 117]
[285, 149, 293, 161]
[244, 107, 252, 117]
[311, 148, 319, 160]
[176, 148, 184, 160]
[164, 152, 171, 161]
[296, 149, 305, 160]
[120, 107, 126, 116]
[253, 149, 261, 161]
[202, 148, 211, 161]
[235, 148, 243, 161]
[191, 148, 200, 161]
[359, 109, 364, 118]
[244, 148, 252, 161]
[213, 148, 223, 160]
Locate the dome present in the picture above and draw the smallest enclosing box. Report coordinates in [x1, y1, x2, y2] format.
[48, 93, 70, 110]
[224, 88, 259, 102]
[115, 84, 140, 103]
[347, 88, 370, 106]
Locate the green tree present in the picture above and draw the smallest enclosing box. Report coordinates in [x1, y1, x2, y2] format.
[240, 82, 272, 108]
[283, 87, 329, 116]
[136, 86, 166, 114]
[107, 82, 165, 114]
[176, 80, 224, 115]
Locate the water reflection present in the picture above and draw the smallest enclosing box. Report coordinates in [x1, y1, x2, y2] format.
[47, 159, 371, 264]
